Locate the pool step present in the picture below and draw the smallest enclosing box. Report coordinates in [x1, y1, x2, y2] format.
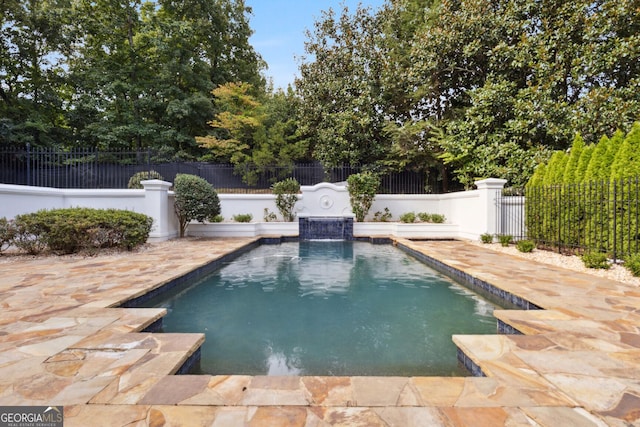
[64, 332, 205, 405]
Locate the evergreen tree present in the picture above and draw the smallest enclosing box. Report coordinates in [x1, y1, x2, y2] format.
[576, 144, 594, 184]
[584, 135, 610, 183]
[562, 134, 585, 184]
[610, 124, 640, 181]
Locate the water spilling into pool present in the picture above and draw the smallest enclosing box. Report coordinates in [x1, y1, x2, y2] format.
[144, 241, 500, 376]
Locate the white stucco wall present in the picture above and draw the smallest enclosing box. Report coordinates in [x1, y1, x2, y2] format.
[0, 178, 510, 242]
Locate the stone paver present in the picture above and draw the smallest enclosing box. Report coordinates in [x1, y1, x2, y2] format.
[0, 237, 638, 426]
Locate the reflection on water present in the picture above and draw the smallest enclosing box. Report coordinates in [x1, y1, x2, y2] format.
[147, 241, 501, 376]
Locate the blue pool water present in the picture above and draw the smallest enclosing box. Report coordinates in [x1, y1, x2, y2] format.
[144, 241, 500, 376]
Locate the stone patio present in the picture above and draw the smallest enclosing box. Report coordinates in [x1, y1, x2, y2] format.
[0, 237, 638, 426]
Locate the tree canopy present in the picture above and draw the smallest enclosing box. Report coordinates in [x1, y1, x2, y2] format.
[296, 0, 640, 188]
[3, 0, 639, 190]
[1, 0, 265, 154]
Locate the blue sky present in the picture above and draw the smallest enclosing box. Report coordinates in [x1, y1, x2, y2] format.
[246, 0, 386, 90]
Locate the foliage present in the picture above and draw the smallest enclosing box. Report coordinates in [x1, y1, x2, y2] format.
[480, 233, 493, 244]
[2, 0, 264, 152]
[581, 252, 610, 270]
[271, 178, 300, 222]
[127, 170, 164, 189]
[526, 125, 640, 257]
[347, 172, 380, 222]
[417, 212, 431, 222]
[173, 174, 221, 237]
[11, 208, 151, 254]
[432, 214, 445, 224]
[373, 208, 392, 222]
[400, 212, 416, 223]
[498, 234, 512, 247]
[0, 218, 16, 254]
[294, 0, 640, 187]
[232, 213, 253, 223]
[263, 208, 277, 222]
[624, 253, 640, 277]
[210, 215, 224, 223]
[296, 4, 390, 167]
[516, 240, 535, 253]
[197, 84, 309, 184]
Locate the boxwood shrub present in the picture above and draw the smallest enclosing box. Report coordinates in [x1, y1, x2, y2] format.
[12, 208, 153, 254]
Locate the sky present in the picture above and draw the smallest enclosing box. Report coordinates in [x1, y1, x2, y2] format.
[246, 0, 386, 90]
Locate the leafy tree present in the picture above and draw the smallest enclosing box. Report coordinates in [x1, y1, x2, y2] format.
[296, 4, 389, 167]
[197, 82, 263, 163]
[173, 174, 221, 237]
[0, 0, 72, 147]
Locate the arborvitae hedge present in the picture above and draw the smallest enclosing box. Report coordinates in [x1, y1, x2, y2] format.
[526, 123, 640, 257]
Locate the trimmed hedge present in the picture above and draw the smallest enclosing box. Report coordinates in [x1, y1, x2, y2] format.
[10, 208, 152, 255]
[526, 123, 640, 257]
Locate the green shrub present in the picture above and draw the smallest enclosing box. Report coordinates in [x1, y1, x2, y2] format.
[127, 170, 164, 189]
[417, 212, 431, 222]
[498, 234, 513, 247]
[516, 240, 535, 253]
[173, 174, 221, 237]
[12, 208, 152, 254]
[233, 213, 253, 223]
[272, 178, 300, 222]
[400, 212, 416, 223]
[12, 212, 48, 254]
[480, 233, 493, 244]
[373, 208, 392, 222]
[581, 252, 610, 269]
[210, 214, 224, 223]
[624, 253, 640, 277]
[347, 172, 379, 222]
[0, 217, 16, 254]
[430, 214, 445, 223]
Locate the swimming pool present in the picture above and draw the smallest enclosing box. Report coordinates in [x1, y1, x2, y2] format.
[143, 241, 501, 376]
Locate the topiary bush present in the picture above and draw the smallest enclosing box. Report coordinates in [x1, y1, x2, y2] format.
[581, 252, 610, 269]
[12, 208, 152, 254]
[347, 172, 379, 222]
[272, 178, 300, 222]
[173, 174, 221, 237]
[516, 240, 535, 253]
[127, 170, 164, 189]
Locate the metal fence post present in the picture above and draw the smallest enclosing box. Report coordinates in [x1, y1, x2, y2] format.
[26, 143, 31, 186]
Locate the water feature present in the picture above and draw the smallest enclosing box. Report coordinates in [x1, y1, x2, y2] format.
[142, 241, 501, 376]
[298, 216, 353, 240]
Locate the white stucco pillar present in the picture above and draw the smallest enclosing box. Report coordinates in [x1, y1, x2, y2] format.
[475, 178, 507, 237]
[141, 179, 174, 241]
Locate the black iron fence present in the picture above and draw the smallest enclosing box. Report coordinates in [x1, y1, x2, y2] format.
[497, 178, 640, 260]
[0, 146, 455, 193]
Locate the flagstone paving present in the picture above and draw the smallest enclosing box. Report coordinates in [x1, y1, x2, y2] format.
[0, 237, 638, 426]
